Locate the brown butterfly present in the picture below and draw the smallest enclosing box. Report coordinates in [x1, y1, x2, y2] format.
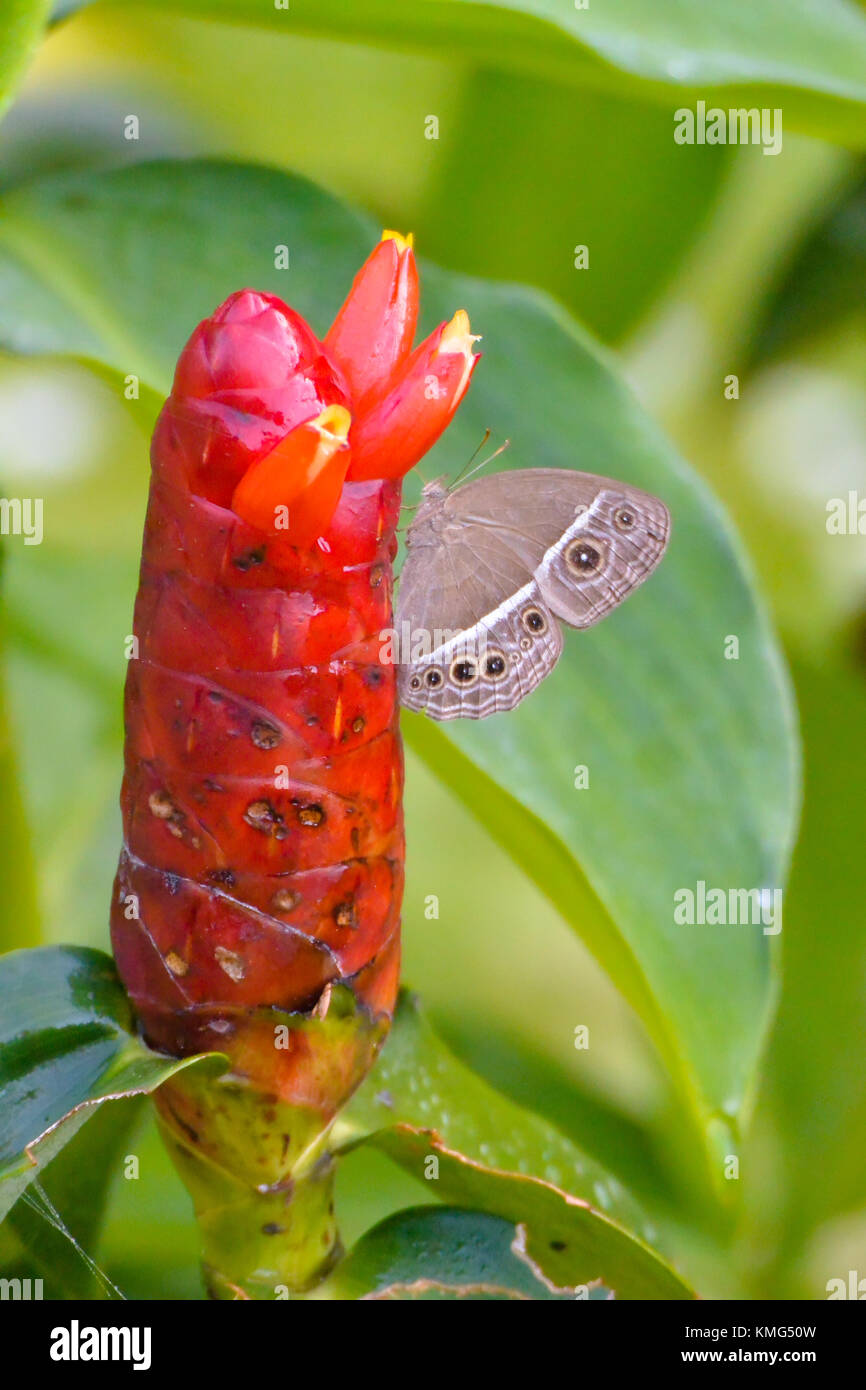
[396, 468, 671, 720]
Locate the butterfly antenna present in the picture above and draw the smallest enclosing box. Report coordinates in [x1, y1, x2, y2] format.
[451, 436, 511, 490]
[449, 429, 491, 489]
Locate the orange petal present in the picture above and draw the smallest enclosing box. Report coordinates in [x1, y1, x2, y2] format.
[324, 233, 419, 410]
[348, 310, 480, 481]
[232, 405, 352, 547]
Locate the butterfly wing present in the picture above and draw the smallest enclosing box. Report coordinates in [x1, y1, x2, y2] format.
[396, 468, 670, 719]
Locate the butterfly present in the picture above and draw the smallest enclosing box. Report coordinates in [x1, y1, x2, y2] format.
[395, 468, 671, 720]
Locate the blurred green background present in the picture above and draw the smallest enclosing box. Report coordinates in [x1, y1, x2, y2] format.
[1, 1, 865, 1299]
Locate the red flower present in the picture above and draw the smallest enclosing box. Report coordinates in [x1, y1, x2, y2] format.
[159, 232, 479, 544]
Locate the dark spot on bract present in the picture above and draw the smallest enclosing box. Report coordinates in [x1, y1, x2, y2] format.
[251, 720, 281, 750]
[352, 716, 365, 733]
[369, 564, 384, 588]
[364, 667, 384, 688]
[334, 900, 357, 930]
[244, 800, 286, 837]
[149, 789, 179, 820]
[165, 950, 188, 976]
[271, 887, 300, 912]
[233, 546, 266, 571]
[207, 867, 236, 887]
[215, 946, 246, 981]
[550, 1239, 567, 1252]
[297, 803, 325, 828]
[262, 1223, 285, 1236]
[207, 1018, 235, 1037]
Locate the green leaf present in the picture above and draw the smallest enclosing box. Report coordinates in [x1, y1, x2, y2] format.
[0, 945, 221, 1219]
[0, 1099, 140, 1299]
[0, 1, 51, 122]
[416, 72, 729, 343]
[439, 1013, 679, 1216]
[0, 160, 799, 1160]
[335, 998, 692, 1299]
[740, 659, 866, 1295]
[318, 1206, 611, 1300]
[364, 1138, 692, 1299]
[753, 166, 866, 365]
[2, 554, 125, 954]
[335, 993, 645, 1232]
[71, 0, 866, 144]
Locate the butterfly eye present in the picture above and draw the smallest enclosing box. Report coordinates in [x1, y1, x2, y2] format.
[483, 651, 508, 681]
[424, 669, 443, 688]
[614, 506, 636, 531]
[566, 540, 603, 574]
[449, 656, 478, 686]
[521, 607, 547, 635]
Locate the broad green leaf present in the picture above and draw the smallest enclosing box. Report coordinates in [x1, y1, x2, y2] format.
[0, 1, 51, 121]
[445, 1014, 679, 1217]
[739, 659, 866, 1296]
[0, 945, 221, 1218]
[39, 5, 726, 345]
[66, 0, 866, 145]
[753, 167, 866, 365]
[335, 1004, 692, 1299]
[361, 1134, 692, 1299]
[416, 72, 729, 343]
[0, 160, 798, 1159]
[0, 1097, 141, 1298]
[317, 1206, 611, 1300]
[2, 549, 126, 953]
[335, 992, 649, 1238]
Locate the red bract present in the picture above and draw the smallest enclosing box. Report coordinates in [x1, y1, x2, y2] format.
[324, 230, 419, 410]
[109, 234, 477, 1297]
[155, 231, 479, 545]
[166, 290, 348, 510]
[346, 308, 479, 482]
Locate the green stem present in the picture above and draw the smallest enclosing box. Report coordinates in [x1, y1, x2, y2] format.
[151, 993, 386, 1299]
[156, 1072, 341, 1301]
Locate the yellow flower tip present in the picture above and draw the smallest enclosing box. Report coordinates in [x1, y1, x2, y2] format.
[439, 309, 481, 356]
[381, 228, 415, 253]
[312, 403, 352, 445]
[437, 310, 480, 399]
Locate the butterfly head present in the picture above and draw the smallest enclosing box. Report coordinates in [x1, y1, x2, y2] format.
[420, 476, 450, 501]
